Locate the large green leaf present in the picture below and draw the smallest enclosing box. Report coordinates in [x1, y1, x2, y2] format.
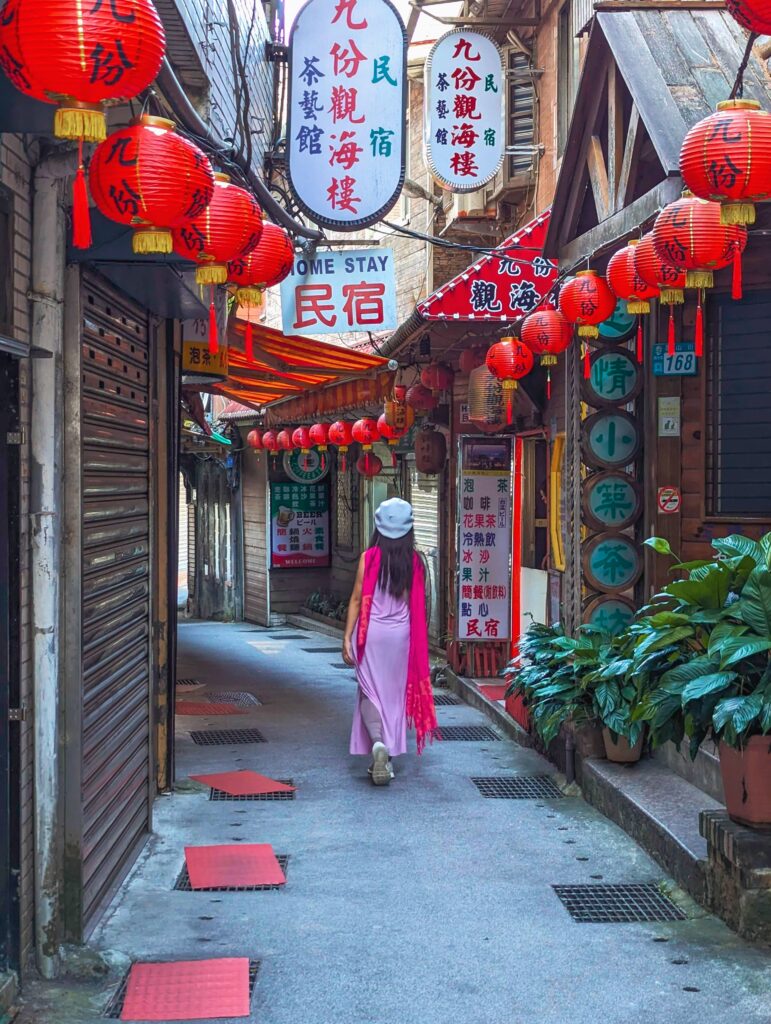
[739, 568, 771, 638]
[712, 535, 763, 566]
[667, 568, 730, 610]
[659, 655, 720, 687]
[634, 625, 694, 659]
[707, 621, 749, 658]
[712, 694, 764, 735]
[645, 537, 676, 558]
[681, 672, 738, 704]
[760, 533, 771, 570]
[718, 637, 771, 670]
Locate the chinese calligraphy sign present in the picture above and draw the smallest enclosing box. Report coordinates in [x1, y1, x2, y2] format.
[582, 532, 642, 594]
[270, 481, 331, 568]
[424, 29, 504, 192]
[181, 320, 228, 380]
[280, 247, 397, 336]
[456, 436, 512, 641]
[581, 349, 642, 408]
[287, 0, 406, 230]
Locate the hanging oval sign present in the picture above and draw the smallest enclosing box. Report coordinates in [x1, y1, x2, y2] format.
[283, 448, 330, 483]
[582, 594, 637, 634]
[287, 0, 407, 230]
[582, 532, 643, 594]
[424, 29, 504, 192]
[582, 471, 642, 532]
[581, 348, 643, 408]
[594, 299, 637, 345]
[581, 409, 641, 470]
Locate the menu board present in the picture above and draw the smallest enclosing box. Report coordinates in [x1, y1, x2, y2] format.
[270, 482, 330, 569]
[456, 436, 512, 641]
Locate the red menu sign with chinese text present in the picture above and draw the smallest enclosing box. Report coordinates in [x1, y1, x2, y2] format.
[287, 0, 407, 230]
[418, 210, 557, 321]
[456, 436, 512, 641]
[424, 29, 504, 192]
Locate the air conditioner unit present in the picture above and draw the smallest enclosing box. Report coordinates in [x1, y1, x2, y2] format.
[448, 189, 492, 223]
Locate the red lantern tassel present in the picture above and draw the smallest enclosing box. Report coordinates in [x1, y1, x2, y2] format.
[341, 450, 347, 473]
[391, 448, 397, 468]
[365, 450, 370, 475]
[72, 141, 92, 250]
[321, 452, 326, 472]
[506, 393, 513, 424]
[546, 369, 552, 401]
[732, 243, 743, 301]
[695, 291, 704, 359]
[583, 344, 591, 380]
[245, 320, 254, 363]
[667, 307, 676, 357]
[636, 317, 643, 364]
[208, 291, 218, 355]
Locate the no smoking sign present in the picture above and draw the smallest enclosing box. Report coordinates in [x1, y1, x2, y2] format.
[657, 486, 681, 515]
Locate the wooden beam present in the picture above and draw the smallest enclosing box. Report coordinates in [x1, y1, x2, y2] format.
[607, 63, 624, 211]
[616, 105, 642, 212]
[587, 135, 611, 221]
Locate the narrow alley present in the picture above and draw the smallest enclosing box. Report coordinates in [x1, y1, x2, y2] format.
[16, 622, 770, 1024]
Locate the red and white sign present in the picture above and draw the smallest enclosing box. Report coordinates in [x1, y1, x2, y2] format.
[424, 29, 504, 192]
[417, 210, 558, 322]
[287, 0, 407, 230]
[657, 486, 681, 514]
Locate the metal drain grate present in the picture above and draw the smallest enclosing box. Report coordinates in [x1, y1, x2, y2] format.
[472, 776, 564, 799]
[438, 725, 500, 741]
[553, 884, 687, 923]
[268, 633, 308, 640]
[190, 728, 267, 746]
[174, 856, 289, 892]
[104, 960, 261, 1018]
[209, 781, 295, 802]
[433, 693, 461, 706]
[176, 678, 202, 688]
[303, 646, 341, 653]
[207, 692, 261, 708]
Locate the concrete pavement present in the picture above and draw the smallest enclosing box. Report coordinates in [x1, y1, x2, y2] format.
[15, 621, 771, 1023]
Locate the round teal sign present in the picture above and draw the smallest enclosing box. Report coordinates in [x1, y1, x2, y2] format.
[582, 471, 642, 531]
[582, 349, 642, 408]
[584, 595, 636, 635]
[282, 448, 329, 484]
[582, 410, 641, 470]
[584, 532, 642, 593]
[596, 299, 636, 344]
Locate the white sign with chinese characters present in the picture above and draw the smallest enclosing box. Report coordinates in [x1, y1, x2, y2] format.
[287, 0, 407, 230]
[424, 29, 504, 192]
[280, 247, 397, 335]
[456, 436, 512, 641]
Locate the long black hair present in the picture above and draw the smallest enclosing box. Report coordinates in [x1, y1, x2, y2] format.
[370, 528, 415, 597]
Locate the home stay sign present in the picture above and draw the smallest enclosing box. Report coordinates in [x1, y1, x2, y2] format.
[287, 0, 407, 230]
[424, 29, 504, 192]
[280, 247, 397, 335]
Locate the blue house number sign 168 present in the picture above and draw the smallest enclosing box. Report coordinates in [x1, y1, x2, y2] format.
[652, 342, 698, 377]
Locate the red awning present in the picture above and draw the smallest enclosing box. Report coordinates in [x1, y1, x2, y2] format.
[417, 209, 557, 323]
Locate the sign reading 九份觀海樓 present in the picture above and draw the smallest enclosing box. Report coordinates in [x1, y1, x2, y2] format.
[287, 0, 407, 230]
[456, 436, 512, 642]
[424, 29, 504, 193]
[280, 247, 397, 335]
[270, 481, 331, 569]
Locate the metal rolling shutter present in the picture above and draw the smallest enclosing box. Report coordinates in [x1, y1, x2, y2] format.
[409, 466, 441, 643]
[80, 274, 151, 931]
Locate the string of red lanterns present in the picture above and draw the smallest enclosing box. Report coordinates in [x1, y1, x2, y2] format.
[607, 241, 660, 363]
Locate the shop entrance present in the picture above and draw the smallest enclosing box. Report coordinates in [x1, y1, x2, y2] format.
[518, 435, 549, 635]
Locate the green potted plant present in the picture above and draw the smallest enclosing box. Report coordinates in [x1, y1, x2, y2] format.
[638, 535, 771, 827]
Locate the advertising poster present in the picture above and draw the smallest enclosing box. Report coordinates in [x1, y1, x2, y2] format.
[456, 436, 512, 641]
[270, 482, 331, 569]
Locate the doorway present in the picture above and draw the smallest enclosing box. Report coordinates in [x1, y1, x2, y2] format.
[518, 435, 549, 634]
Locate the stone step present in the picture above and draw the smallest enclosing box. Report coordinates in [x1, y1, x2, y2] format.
[582, 757, 724, 903]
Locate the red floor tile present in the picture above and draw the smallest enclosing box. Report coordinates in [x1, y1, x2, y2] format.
[120, 957, 250, 1021]
[189, 770, 295, 796]
[185, 844, 286, 889]
[176, 701, 246, 716]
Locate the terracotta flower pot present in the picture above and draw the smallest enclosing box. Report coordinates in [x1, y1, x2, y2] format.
[603, 728, 644, 764]
[719, 737, 771, 828]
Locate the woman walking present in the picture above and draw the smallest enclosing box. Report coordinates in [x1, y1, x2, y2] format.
[342, 497, 439, 785]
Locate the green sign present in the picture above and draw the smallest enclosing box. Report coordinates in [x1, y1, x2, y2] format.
[584, 533, 641, 592]
[282, 448, 329, 484]
[583, 349, 641, 407]
[596, 299, 636, 344]
[584, 596, 636, 635]
[583, 472, 640, 531]
[583, 411, 641, 470]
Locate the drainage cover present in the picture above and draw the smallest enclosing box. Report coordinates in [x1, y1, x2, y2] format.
[552, 884, 687, 923]
[438, 725, 500, 741]
[176, 678, 202, 688]
[472, 776, 564, 799]
[190, 729, 267, 746]
[433, 693, 461, 706]
[268, 633, 308, 640]
[303, 646, 341, 653]
[104, 960, 261, 1018]
[174, 857, 289, 892]
[207, 692, 261, 708]
[209, 781, 295, 802]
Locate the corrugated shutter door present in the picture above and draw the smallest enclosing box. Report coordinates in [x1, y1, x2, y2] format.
[409, 466, 441, 643]
[80, 274, 151, 931]
[242, 442, 269, 625]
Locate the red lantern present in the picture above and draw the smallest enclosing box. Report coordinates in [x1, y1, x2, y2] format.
[726, 0, 771, 34]
[292, 426, 312, 453]
[405, 384, 438, 413]
[328, 420, 355, 472]
[384, 394, 415, 431]
[521, 309, 572, 399]
[680, 99, 771, 226]
[228, 222, 295, 306]
[89, 116, 215, 255]
[352, 417, 379, 474]
[485, 336, 534, 423]
[277, 429, 293, 452]
[309, 422, 330, 471]
[377, 413, 406, 467]
[357, 453, 383, 478]
[0, 0, 165, 142]
[459, 346, 486, 376]
[262, 430, 280, 459]
[420, 362, 454, 395]
[607, 241, 660, 363]
[246, 429, 263, 451]
[172, 173, 263, 286]
[635, 233, 688, 357]
[558, 270, 617, 339]
[414, 427, 447, 475]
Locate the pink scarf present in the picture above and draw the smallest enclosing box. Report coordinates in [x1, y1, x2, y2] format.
[357, 547, 440, 754]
